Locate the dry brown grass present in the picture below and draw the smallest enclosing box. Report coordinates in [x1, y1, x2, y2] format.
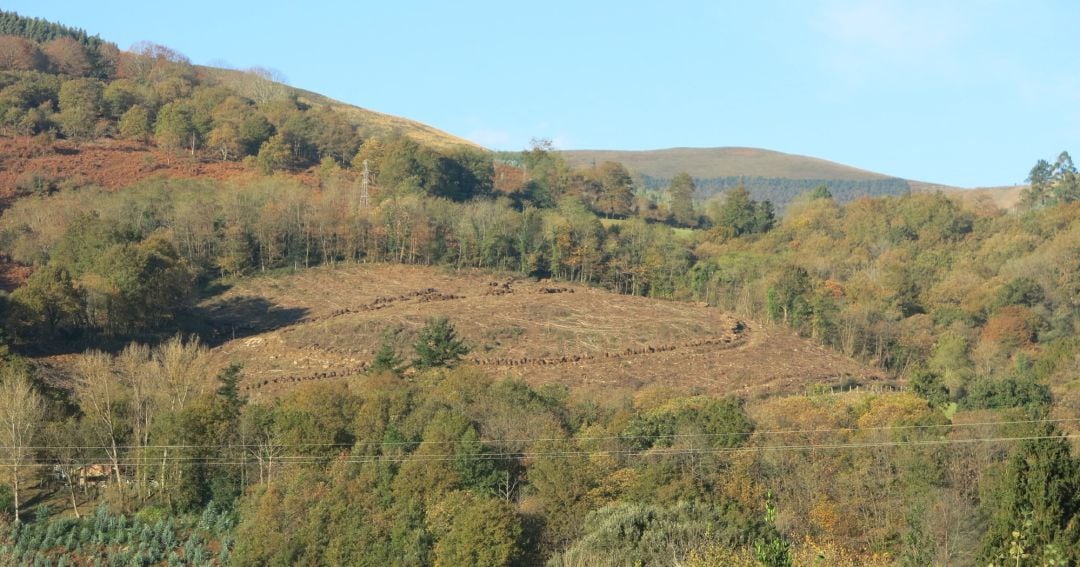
[202, 264, 884, 401]
[0, 136, 263, 199]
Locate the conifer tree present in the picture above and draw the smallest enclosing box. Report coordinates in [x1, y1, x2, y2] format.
[412, 317, 469, 370]
[980, 422, 1080, 564]
[370, 331, 404, 376]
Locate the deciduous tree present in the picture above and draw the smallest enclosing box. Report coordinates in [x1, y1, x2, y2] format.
[101, 79, 143, 119]
[42, 36, 90, 76]
[427, 491, 522, 567]
[57, 77, 103, 140]
[154, 100, 196, 154]
[0, 364, 44, 522]
[117, 104, 152, 142]
[712, 186, 775, 237]
[594, 161, 634, 218]
[0, 35, 44, 71]
[7, 264, 84, 339]
[72, 351, 129, 492]
[669, 172, 697, 227]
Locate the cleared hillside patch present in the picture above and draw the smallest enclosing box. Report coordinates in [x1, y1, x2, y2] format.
[200, 264, 884, 400]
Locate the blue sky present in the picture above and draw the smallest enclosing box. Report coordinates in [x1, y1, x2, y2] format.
[6, 0, 1078, 187]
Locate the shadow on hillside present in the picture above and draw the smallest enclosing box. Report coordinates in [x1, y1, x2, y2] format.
[12, 297, 308, 358]
[194, 295, 310, 348]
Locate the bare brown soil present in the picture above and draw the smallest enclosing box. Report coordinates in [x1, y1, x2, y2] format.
[203, 264, 886, 401]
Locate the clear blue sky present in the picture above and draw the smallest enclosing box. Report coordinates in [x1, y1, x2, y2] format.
[7, 0, 1079, 187]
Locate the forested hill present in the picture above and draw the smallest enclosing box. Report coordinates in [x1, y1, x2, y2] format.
[0, 9, 476, 159]
[200, 67, 477, 152]
[4, 10, 1080, 567]
[561, 147, 912, 208]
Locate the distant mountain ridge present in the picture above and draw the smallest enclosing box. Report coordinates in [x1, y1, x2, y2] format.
[560, 147, 892, 181]
[1, 9, 1023, 211]
[559, 147, 912, 209]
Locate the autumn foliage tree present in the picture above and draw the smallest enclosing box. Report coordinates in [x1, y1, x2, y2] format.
[42, 36, 91, 76]
[591, 161, 635, 218]
[0, 35, 44, 71]
[669, 171, 697, 226]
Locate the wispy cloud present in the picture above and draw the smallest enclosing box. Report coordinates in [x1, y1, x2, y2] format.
[549, 134, 576, 150]
[465, 128, 513, 149]
[816, 0, 968, 81]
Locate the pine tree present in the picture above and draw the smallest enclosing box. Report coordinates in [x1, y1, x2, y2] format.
[215, 363, 244, 408]
[369, 332, 404, 376]
[980, 422, 1080, 564]
[412, 317, 469, 370]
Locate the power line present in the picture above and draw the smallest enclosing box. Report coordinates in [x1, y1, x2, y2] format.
[9, 415, 1077, 451]
[0, 433, 1072, 468]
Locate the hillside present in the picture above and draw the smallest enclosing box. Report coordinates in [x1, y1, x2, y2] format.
[201, 67, 478, 152]
[561, 147, 892, 181]
[198, 263, 885, 400]
[0, 137, 264, 199]
[560, 147, 912, 208]
[2, 10, 1077, 566]
[561, 147, 1032, 211]
[0, 10, 485, 207]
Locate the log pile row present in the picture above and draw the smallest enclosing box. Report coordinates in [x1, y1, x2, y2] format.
[295, 288, 464, 327]
[416, 291, 463, 303]
[243, 317, 749, 392]
[537, 286, 574, 294]
[469, 327, 745, 368]
[471, 353, 594, 366]
[241, 362, 369, 392]
[484, 279, 515, 296]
